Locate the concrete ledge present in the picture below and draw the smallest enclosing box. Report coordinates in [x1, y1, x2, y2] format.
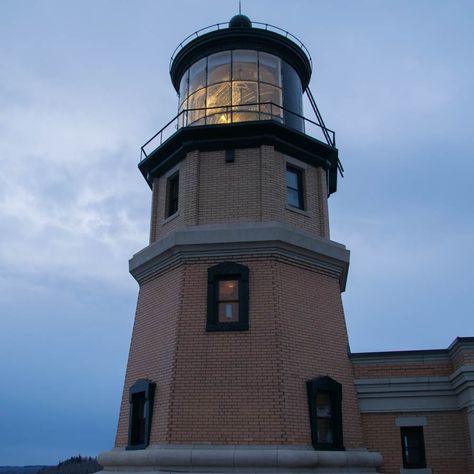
[129, 222, 350, 290]
[400, 469, 432, 474]
[355, 366, 474, 413]
[98, 445, 383, 473]
[395, 416, 427, 427]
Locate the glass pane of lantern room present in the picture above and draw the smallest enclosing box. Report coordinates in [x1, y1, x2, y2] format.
[259, 52, 281, 86]
[206, 82, 231, 124]
[232, 81, 258, 106]
[208, 51, 231, 84]
[179, 70, 189, 106]
[187, 88, 206, 125]
[259, 83, 283, 118]
[232, 50, 258, 81]
[232, 81, 258, 122]
[178, 100, 187, 128]
[189, 58, 207, 95]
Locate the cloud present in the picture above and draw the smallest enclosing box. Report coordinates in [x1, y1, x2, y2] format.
[0, 68, 151, 289]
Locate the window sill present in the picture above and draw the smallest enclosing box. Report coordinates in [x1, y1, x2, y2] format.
[206, 322, 249, 332]
[400, 469, 431, 474]
[126, 443, 149, 450]
[313, 445, 345, 451]
[285, 204, 310, 217]
[162, 212, 180, 226]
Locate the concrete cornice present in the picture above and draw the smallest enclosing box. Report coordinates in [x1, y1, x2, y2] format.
[129, 222, 350, 290]
[448, 337, 474, 359]
[98, 444, 382, 473]
[350, 351, 451, 365]
[355, 366, 474, 413]
[351, 337, 474, 365]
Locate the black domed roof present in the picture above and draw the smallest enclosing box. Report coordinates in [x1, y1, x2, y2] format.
[229, 14, 252, 28]
[170, 17, 312, 92]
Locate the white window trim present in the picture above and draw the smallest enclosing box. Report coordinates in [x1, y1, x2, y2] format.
[396, 416, 427, 427]
[285, 155, 308, 170]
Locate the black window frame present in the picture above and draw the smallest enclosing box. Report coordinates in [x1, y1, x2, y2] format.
[286, 164, 304, 210]
[166, 171, 179, 218]
[127, 378, 155, 450]
[306, 376, 344, 451]
[400, 426, 427, 469]
[207, 262, 249, 332]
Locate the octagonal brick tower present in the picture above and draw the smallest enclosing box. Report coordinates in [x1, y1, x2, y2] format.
[99, 14, 382, 474]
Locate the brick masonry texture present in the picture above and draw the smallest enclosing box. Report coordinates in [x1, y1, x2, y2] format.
[115, 257, 365, 448]
[150, 146, 329, 242]
[353, 361, 454, 379]
[361, 411, 472, 474]
[115, 265, 183, 446]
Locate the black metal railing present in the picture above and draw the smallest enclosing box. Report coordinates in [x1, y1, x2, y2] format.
[169, 21, 312, 72]
[140, 102, 336, 162]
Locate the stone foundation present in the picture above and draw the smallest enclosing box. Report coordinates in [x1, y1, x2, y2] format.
[99, 445, 382, 473]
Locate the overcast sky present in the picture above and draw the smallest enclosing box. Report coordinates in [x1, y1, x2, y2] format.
[1, 0, 473, 466]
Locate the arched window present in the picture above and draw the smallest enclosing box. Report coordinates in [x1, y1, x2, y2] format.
[306, 376, 344, 450]
[207, 262, 249, 331]
[127, 379, 155, 450]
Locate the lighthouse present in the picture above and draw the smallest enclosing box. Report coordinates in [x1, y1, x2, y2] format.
[99, 14, 383, 473]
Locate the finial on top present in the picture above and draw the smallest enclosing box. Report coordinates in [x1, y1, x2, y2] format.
[229, 12, 252, 28]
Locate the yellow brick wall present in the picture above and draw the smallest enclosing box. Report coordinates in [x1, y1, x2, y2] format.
[115, 265, 183, 446]
[150, 146, 329, 241]
[115, 257, 364, 447]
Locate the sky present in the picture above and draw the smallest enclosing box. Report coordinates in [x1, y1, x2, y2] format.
[0, 0, 473, 466]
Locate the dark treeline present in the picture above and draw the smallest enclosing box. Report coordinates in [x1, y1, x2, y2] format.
[39, 456, 101, 474]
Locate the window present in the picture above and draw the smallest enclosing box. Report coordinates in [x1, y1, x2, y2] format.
[177, 50, 284, 127]
[127, 379, 155, 450]
[207, 262, 249, 331]
[286, 165, 304, 210]
[166, 172, 179, 217]
[401, 426, 426, 469]
[306, 376, 343, 450]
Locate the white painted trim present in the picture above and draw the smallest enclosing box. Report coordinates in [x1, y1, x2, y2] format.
[396, 416, 427, 427]
[164, 162, 180, 179]
[285, 204, 310, 217]
[285, 155, 309, 170]
[161, 211, 180, 226]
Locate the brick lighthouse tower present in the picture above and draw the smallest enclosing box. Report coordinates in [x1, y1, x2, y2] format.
[99, 14, 382, 473]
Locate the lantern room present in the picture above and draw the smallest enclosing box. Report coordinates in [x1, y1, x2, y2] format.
[170, 14, 312, 132]
[139, 14, 341, 195]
